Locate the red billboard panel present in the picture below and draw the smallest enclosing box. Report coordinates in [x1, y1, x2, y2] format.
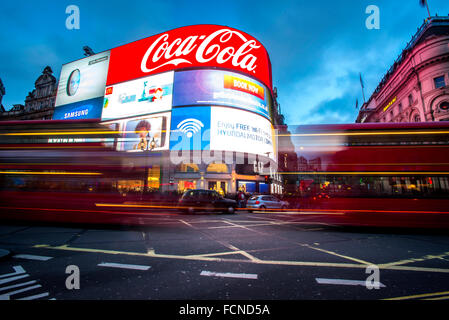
[106, 25, 272, 90]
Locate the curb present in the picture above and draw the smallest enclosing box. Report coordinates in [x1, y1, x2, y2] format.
[0, 248, 11, 260]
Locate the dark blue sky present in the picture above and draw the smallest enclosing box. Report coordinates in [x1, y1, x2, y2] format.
[1, 0, 448, 124]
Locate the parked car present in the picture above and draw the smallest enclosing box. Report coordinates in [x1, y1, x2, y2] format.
[178, 189, 237, 214]
[246, 195, 289, 212]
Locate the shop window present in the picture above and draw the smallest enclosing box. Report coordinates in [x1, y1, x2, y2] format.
[206, 163, 228, 173]
[208, 181, 227, 195]
[178, 180, 196, 192]
[434, 76, 446, 89]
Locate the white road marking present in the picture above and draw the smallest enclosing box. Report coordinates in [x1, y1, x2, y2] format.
[18, 292, 49, 300]
[316, 278, 386, 287]
[0, 280, 37, 292]
[200, 271, 258, 280]
[0, 274, 29, 285]
[13, 254, 53, 261]
[98, 262, 151, 271]
[0, 284, 42, 300]
[0, 265, 25, 279]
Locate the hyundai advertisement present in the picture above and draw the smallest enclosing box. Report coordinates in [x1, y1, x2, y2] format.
[169, 106, 275, 158]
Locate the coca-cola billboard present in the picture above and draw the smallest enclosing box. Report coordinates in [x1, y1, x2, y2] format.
[106, 25, 272, 90]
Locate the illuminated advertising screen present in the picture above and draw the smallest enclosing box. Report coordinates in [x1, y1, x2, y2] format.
[106, 25, 272, 90]
[52, 97, 104, 120]
[170, 106, 275, 159]
[55, 51, 111, 107]
[104, 112, 170, 152]
[101, 71, 174, 121]
[210, 106, 275, 159]
[170, 106, 211, 151]
[172, 70, 271, 119]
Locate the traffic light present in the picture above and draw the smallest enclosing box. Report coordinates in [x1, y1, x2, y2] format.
[264, 175, 272, 184]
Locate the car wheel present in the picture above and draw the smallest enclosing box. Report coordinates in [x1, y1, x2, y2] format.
[259, 205, 266, 212]
[224, 206, 235, 214]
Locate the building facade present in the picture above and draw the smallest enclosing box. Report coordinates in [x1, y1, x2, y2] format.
[0, 78, 5, 112]
[47, 25, 283, 196]
[357, 16, 449, 123]
[0, 66, 57, 121]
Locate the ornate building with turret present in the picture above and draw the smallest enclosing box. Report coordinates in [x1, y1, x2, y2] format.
[0, 66, 57, 121]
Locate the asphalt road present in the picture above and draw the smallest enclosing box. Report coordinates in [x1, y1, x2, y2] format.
[0, 210, 449, 301]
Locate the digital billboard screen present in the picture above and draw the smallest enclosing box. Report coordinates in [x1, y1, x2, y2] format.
[104, 112, 171, 152]
[169, 106, 275, 159]
[101, 71, 174, 121]
[55, 51, 111, 108]
[210, 106, 275, 159]
[172, 70, 272, 119]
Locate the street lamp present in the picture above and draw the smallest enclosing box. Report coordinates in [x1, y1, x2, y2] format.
[83, 46, 95, 57]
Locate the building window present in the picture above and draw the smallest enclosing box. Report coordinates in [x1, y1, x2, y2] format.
[206, 163, 229, 173]
[390, 110, 394, 120]
[177, 163, 200, 173]
[440, 101, 449, 111]
[398, 103, 402, 113]
[434, 76, 446, 89]
[408, 94, 413, 106]
[414, 114, 421, 122]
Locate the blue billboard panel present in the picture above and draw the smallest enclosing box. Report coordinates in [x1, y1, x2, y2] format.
[52, 97, 104, 120]
[170, 106, 211, 151]
[172, 70, 271, 119]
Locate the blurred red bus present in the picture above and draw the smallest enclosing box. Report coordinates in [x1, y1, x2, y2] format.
[281, 122, 449, 228]
[0, 119, 178, 225]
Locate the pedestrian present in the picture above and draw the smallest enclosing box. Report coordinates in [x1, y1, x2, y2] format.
[237, 190, 246, 208]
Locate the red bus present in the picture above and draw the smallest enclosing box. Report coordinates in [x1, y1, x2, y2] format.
[280, 122, 449, 228]
[0, 119, 178, 225]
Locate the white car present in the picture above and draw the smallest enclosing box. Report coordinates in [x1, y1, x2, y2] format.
[246, 195, 289, 212]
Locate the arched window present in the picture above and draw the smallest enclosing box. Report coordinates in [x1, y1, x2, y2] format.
[206, 163, 228, 173]
[413, 114, 421, 122]
[439, 101, 449, 111]
[177, 163, 200, 173]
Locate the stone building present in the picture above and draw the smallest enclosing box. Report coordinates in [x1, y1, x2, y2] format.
[0, 78, 5, 112]
[0, 66, 57, 121]
[356, 16, 449, 123]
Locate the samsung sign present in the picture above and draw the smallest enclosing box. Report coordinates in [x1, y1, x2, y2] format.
[52, 97, 104, 120]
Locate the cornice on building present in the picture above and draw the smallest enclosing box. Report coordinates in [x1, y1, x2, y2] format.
[362, 16, 449, 107]
[357, 16, 449, 123]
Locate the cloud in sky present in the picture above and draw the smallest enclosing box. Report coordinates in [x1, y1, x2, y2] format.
[279, 37, 405, 125]
[0, 0, 448, 125]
